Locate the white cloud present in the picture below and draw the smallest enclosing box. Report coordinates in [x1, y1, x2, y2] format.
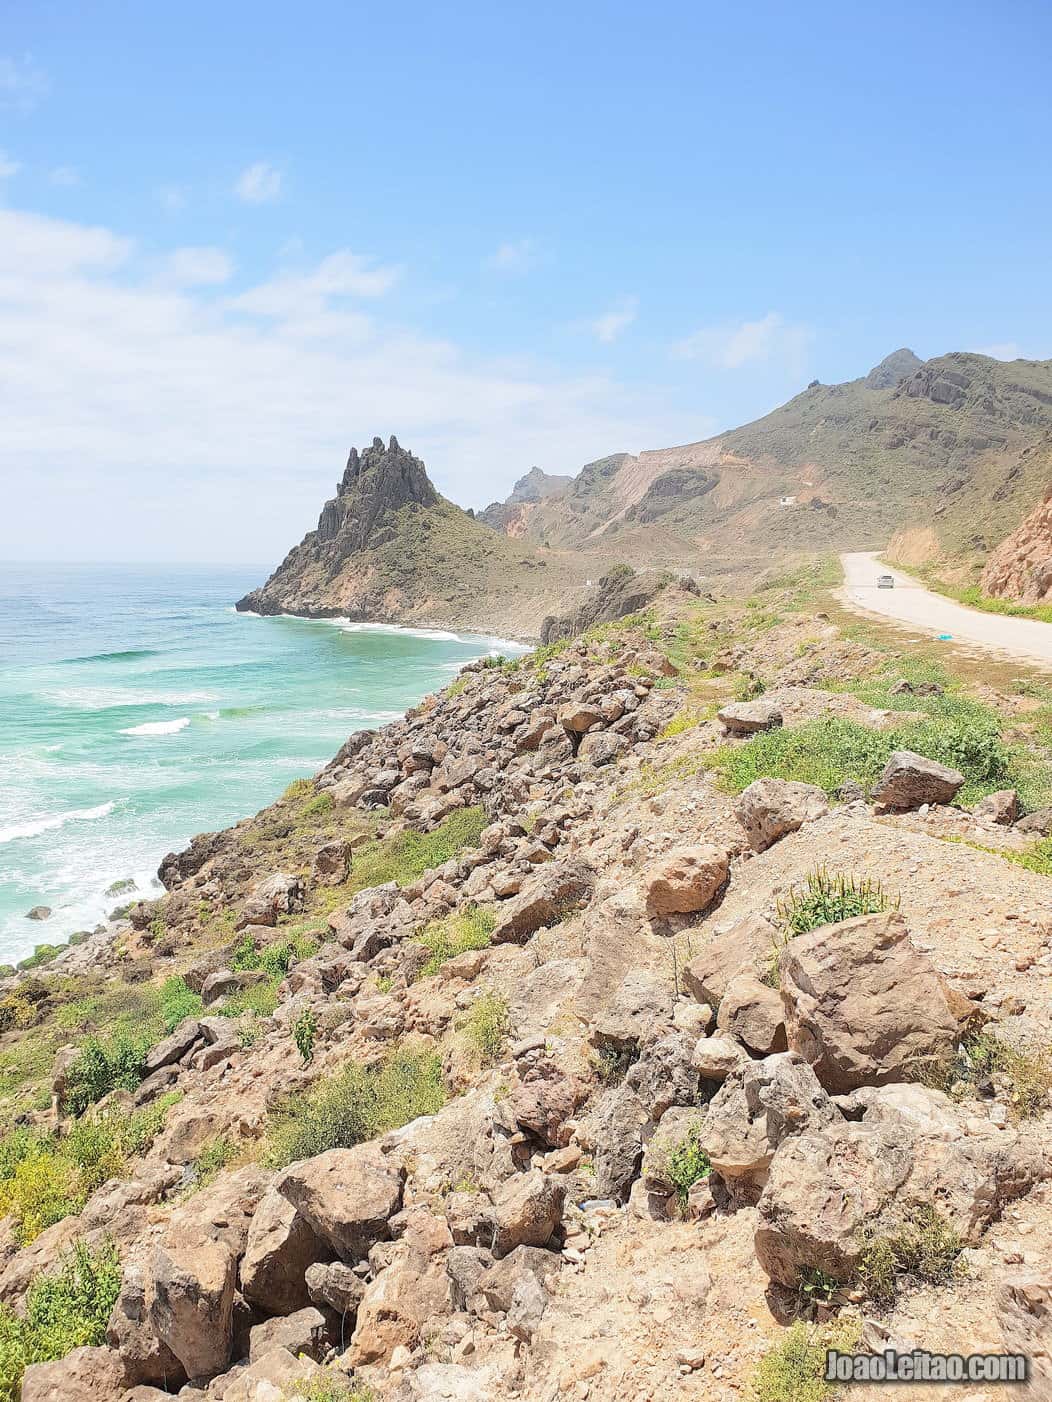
[0, 151, 20, 179]
[0, 205, 696, 563]
[485, 239, 537, 274]
[672, 311, 814, 373]
[165, 246, 234, 286]
[157, 184, 188, 212]
[0, 55, 48, 112]
[591, 296, 638, 344]
[973, 342, 1021, 361]
[234, 161, 283, 204]
[49, 166, 80, 187]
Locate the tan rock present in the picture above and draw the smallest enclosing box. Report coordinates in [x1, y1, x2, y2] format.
[240, 1186, 331, 1316]
[780, 911, 960, 1093]
[642, 845, 729, 917]
[681, 912, 778, 1005]
[734, 778, 829, 851]
[277, 1143, 405, 1261]
[716, 972, 786, 1056]
[490, 1170, 566, 1257]
[20, 1346, 126, 1402]
[149, 1234, 236, 1380]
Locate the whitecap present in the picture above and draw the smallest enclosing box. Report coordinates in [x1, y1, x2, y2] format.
[0, 801, 116, 846]
[119, 717, 191, 736]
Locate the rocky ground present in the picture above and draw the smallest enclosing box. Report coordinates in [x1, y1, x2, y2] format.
[4, 576, 1052, 1401]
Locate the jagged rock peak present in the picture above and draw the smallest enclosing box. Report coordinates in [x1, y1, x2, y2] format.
[336, 435, 436, 505]
[507, 466, 573, 505]
[864, 347, 925, 390]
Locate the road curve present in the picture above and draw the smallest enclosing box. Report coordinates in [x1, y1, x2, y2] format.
[838, 551, 1052, 669]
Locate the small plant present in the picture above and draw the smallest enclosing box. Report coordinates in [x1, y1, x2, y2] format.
[416, 906, 496, 978]
[283, 1370, 375, 1401]
[750, 1317, 862, 1402]
[294, 1006, 318, 1062]
[62, 1029, 150, 1115]
[265, 1047, 446, 1168]
[665, 1124, 710, 1207]
[592, 1045, 636, 1085]
[958, 1032, 1052, 1119]
[459, 991, 509, 1067]
[190, 1135, 237, 1191]
[777, 868, 896, 938]
[797, 1267, 840, 1310]
[856, 1203, 963, 1303]
[0, 1240, 122, 1402]
[159, 975, 203, 1032]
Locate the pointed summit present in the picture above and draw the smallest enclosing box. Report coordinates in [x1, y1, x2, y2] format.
[864, 348, 924, 390]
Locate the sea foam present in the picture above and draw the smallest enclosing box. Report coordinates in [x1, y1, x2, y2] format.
[119, 717, 191, 736]
[0, 801, 116, 846]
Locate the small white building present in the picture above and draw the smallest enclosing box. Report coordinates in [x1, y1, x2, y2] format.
[779, 495, 798, 507]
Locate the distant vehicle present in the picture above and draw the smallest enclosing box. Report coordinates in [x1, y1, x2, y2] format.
[877, 574, 895, 589]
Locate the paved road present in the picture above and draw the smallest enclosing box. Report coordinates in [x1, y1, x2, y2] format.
[838, 551, 1052, 669]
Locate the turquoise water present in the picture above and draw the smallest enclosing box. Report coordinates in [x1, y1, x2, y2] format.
[0, 563, 525, 965]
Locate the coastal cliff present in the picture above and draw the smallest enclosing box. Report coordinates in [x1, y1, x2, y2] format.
[236, 437, 589, 639]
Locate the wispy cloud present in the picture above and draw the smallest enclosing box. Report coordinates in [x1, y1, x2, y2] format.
[234, 161, 283, 205]
[0, 205, 695, 561]
[49, 166, 80, 188]
[973, 341, 1021, 361]
[156, 184, 188, 213]
[0, 56, 48, 113]
[165, 246, 234, 286]
[485, 238, 537, 274]
[672, 311, 814, 373]
[0, 151, 19, 180]
[591, 296, 638, 344]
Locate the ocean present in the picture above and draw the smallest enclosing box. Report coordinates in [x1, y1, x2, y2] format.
[0, 562, 526, 966]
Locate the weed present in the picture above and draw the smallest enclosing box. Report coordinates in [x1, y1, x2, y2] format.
[592, 1045, 636, 1085]
[265, 1047, 446, 1168]
[856, 1203, 963, 1303]
[63, 1029, 150, 1115]
[416, 906, 496, 978]
[294, 1006, 318, 1062]
[665, 1124, 710, 1207]
[797, 1267, 840, 1310]
[282, 1370, 375, 1400]
[952, 1032, 1052, 1119]
[190, 1135, 238, 1191]
[459, 992, 509, 1067]
[0, 1240, 122, 1402]
[750, 1317, 862, 1402]
[777, 869, 896, 938]
[159, 975, 203, 1032]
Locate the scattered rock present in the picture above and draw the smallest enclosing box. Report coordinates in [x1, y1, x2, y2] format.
[872, 750, 965, 811]
[642, 844, 729, 916]
[277, 1144, 405, 1261]
[734, 778, 829, 851]
[717, 700, 784, 734]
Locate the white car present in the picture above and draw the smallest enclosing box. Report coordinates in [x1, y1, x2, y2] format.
[877, 574, 895, 589]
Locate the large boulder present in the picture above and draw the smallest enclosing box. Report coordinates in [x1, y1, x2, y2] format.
[641, 845, 729, 917]
[734, 779, 829, 852]
[348, 1209, 453, 1367]
[716, 973, 787, 1056]
[106, 1263, 186, 1389]
[149, 1235, 237, 1380]
[780, 911, 961, 1093]
[489, 1170, 566, 1257]
[20, 1347, 126, 1402]
[700, 1053, 837, 1196]
[997, 1273, 1052, 1392]
[754, 1084, 1044, 1287]
[490, 861, 595, 944]
[240, 1186, 332, 1315]
[220, 1346, 327, 1402]
[681, 912, 778, 1005]
[276, 1144, 405, 1261]
[589, 1084, 648, 1202]
[717, 700, 783, 735]
[238, 872, 304, 928]
[872, 750, 965, 811]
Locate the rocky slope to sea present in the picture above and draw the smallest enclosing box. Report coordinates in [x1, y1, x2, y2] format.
[4, 570, 1052, 1400]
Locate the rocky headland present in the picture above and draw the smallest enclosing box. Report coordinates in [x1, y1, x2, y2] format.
[4, 568, 1052, 1400]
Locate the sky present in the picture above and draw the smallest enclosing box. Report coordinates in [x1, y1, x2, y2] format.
[1, 1, 1051, 564]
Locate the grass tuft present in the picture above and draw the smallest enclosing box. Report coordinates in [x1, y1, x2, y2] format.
[416, 906, 496, 978]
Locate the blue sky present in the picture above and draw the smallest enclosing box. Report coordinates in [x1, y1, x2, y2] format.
[1, 0, 1051, 562]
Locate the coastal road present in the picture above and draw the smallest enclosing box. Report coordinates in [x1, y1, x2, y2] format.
[838, 551, 1052, 669]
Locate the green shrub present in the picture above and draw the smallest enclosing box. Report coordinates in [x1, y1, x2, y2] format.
[293, 1007, 318, 1062]
[750, 1318, 862, 1402]
[283, 1371, 374, 1401]
[417, 906, 496, 978]
[232, 932, 317, 978]
[460, 992, 509, 1067]
[0, 1099, 177, 1243]
[777, 869, 896, 938]
[190, 1135, 238, 1191]
[856, 1203, 963, 1302]
[956, 1032, 1052, 1119]
[62, 1029, 150, 1115]
[265, 1048, 446, 1168]
[301, 792, 335, 819]
[707, 710, 1020, 807]
[220, 977, 281, 1019]
[159, 975, 203, 1032]
[0, 1240, 122, 1402]
[665, 1124, 710, 1207]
